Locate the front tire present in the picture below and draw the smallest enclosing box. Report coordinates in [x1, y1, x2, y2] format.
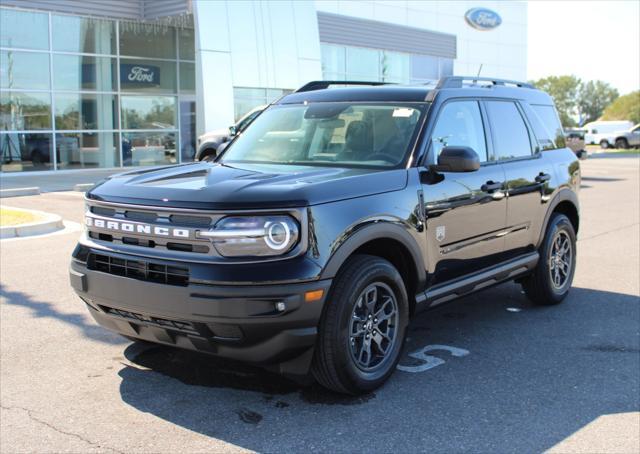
[600, 140, 610, 149]
[522, 213, 577, 305]
[312, 254, 408, 394]
[199, 149, 217, 162]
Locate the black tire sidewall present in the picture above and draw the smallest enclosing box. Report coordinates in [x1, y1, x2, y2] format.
[538, 214, 577, 302]
[615, 139, 628, 149]
[327, 256, 409, 392]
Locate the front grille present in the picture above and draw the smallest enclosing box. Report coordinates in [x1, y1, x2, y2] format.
[101, 306, 199, 335]
[88, 253, 189, 286]
[86, 202, 216, 255]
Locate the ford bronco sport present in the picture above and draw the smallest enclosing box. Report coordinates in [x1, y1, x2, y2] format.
[70, 77, 580, 394]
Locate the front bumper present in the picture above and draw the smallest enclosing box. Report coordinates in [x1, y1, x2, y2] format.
[70, 252, 331, 372]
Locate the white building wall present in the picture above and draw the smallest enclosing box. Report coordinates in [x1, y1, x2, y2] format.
[194, 0, 527, 135]
[193, 0, 322, 135]
[315, 0, 527, 81]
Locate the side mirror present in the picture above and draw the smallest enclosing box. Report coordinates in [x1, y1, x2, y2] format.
[431, 146, 480, 173]
[229, 125, 238, 137]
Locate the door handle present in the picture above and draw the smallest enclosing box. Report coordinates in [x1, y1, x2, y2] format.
[535, 173, 551, 183]
[481, 181, 504, 192]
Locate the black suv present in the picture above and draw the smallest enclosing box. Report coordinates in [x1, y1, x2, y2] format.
[70, 77, 580, 394]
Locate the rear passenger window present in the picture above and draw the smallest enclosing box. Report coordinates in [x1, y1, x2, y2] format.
[430, 101, 488, 162]
[530, 104, 566, 149]
[486, 101, 533, 160]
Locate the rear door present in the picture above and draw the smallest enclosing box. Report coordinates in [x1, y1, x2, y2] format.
[484, 100, 554, 259]
[421, 99, 507, 285]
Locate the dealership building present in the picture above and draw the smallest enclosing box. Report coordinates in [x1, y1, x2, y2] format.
[0, 0, 527, 174]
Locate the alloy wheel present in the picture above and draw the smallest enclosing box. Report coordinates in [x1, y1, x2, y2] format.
[549, 230, 572, 290]
[348, 282, 399, 371]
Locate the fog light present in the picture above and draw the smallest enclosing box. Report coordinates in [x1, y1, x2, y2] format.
[275, 301, 286, 312]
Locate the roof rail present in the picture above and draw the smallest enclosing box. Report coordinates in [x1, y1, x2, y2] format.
[295, 80, 391, 93]
[436, 76, 534, 89]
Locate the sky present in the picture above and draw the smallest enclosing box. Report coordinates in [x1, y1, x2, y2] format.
[527, 0, 640, 94]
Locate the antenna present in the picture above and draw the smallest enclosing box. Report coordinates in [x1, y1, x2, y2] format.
[476, 64, 483, 78]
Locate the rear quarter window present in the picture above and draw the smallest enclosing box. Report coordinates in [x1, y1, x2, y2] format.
[528, 104, 566, 150]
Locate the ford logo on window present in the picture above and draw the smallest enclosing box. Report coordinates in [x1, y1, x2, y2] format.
[465, 7, 502, 31]
[120, 64, 161, 86]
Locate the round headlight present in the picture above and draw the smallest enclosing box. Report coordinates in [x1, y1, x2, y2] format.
[201, 215, 300, 257]
[265, 221, 291, 250]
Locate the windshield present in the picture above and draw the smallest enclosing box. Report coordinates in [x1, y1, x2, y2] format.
[220, 102, 426, 168]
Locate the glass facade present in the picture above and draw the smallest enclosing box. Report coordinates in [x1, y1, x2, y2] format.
[0, 7, 195, 172]
[233, 87, 293, 121]
[321, 43, 454, 84]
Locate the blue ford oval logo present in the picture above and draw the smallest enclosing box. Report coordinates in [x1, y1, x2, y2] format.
[465, 7, 502, 31]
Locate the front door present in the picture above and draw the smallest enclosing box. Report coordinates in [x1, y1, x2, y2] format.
[421, 100, 507, 285]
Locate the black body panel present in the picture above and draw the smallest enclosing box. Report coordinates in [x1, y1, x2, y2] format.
[72, 79, 580, 373]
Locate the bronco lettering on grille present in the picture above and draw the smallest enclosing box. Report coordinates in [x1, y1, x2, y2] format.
[86, 216, 191, 239]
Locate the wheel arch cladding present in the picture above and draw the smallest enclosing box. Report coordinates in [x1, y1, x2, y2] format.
[538, 190, 579, 247]
[320, 223, 426, 315]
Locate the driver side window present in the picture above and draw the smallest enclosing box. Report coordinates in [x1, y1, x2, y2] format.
[430, 101, 488, 162]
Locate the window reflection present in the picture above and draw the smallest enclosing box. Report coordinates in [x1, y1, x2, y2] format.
[52, 55, 116, 91]
[179, 100, 196, 162]
[121, 96, 176, 130]
[52, 15, 115, 54]
[54, 94, 117, 130]
[119, 21, 176, 59]
[56, 132, 119, 169]
[122, 131, 176, 167]
[1, 51, 50, 90]
[0, 133, 52, 171]
[0, 9, 49, 50]
[0, 91, 51, 130]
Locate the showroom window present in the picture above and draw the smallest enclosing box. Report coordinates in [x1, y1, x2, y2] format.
[0, 7, 195, 172]
[233, 87, 293, 121]
[320, 43, 454, 84]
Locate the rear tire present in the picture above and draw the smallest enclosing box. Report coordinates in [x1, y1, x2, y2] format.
[599, 140, 610, 149]
[312, 254, 408, 394]
[615, 138, 629, 149]
[522, 213, 576, 305]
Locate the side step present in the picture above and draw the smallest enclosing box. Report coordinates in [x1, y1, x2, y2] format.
[416, 252, 539, 308]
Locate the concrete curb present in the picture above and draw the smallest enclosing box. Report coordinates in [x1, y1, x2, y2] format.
[73, 183, 94, 192]
[0, 206, 64, 239]
[0, 187, 41, 198]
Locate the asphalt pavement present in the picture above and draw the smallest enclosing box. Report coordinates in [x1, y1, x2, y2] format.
[1, 155, 639, 453]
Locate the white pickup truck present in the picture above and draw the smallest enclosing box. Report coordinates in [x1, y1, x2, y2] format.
[583, 120, 634, 148]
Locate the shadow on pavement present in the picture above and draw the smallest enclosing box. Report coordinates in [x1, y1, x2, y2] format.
[117, 283, 640, 452]
[0, 284, 125, 345]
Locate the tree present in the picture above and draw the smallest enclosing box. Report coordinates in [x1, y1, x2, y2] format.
[531, 75, 581, 127]
[601, 91, 640, 124]
[577, 80, 619, 124]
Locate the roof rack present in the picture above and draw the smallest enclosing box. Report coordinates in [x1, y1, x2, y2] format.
[295, 80, 391, 93]
[436, 76, 534, 89]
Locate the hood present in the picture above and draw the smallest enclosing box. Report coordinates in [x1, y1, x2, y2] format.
[87, 162, 408, 210]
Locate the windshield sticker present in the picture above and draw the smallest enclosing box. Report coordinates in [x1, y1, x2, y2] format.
[392, 108, 414, 118]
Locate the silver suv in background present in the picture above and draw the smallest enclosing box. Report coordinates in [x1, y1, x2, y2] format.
[608, 124, 640, 149]
[195, 105, 266, 161]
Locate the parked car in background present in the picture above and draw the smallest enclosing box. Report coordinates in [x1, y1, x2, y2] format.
[195, 105, 266, 161]
[606, 124, 640, 149]
[583, 120, 633, 148]
[564, 129, 587, 159]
